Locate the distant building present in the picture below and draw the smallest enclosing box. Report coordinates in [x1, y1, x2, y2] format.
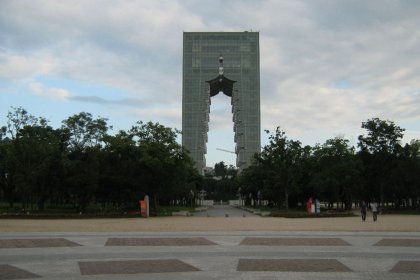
[182, 32, 261, 173]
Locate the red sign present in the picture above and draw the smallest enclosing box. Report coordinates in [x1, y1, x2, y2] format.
[140, 200, 147, 217]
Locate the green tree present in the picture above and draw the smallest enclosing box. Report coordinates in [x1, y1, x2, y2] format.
[6, 107, 42, 139]
[128, 121, 197, 212]
[99, 130, 138, 209]
[239, 163, 266, 206]
[258, 128, 305, 210]
[62, 112, 110, 151]
[0, 129, 11, 205]
[388, 140, 420, 209]
[358, 118, 405, 205]
[1, 107, 59, 209]
[61, 112, 111, 211]
[214, 161, 227, 178]
[310, 137, 361, 210]
[10, 125, 63, 210]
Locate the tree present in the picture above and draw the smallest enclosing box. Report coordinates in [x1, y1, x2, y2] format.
[10, 125, 63, 210]
[6, 107, 43, 139]
[62, 112, 110, 151]
[1, 107, 59, 209]
[310, 137, 361, 210]
[257, 128, 305, 210]
[358, 118, 405, 154]
[214, 161, 227, 178]
[128, 121, 196, 211]
[239, 163, 266, 206]
[61, 112, 111, 211]
[358, 118, 405, 205]
[0, 108, 201, 212]
[388, 140, 420, 209]
[0, 134, 11, 206]
[99, 130, 138, 208]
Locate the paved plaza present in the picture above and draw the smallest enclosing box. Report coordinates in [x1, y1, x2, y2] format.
[1, 206, 420, 279]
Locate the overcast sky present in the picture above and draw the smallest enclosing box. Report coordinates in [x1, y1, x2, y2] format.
[1, 0, 419, 167]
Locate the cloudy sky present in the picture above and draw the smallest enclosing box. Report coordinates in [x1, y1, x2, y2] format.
[1, 0, 419, 167]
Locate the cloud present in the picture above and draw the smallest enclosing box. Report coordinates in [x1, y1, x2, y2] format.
[30, 82, 71, 100]
[1, 0, 420, 150]
[132, 107, 182, 128]
[69, 95, 149, 108]
[0, 0, 202, 105]
[252, 1, 420, 142]
[0, 53, 55, 81]
[29, 81, 156, 109]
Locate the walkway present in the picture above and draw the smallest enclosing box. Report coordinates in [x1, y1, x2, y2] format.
[1, 231, 420, 279]
[193, 205, 259, 217]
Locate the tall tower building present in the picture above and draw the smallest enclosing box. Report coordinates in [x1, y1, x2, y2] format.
[182, 32, 260, 173]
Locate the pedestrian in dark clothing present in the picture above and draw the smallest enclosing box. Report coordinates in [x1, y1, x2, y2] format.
[360, 201, 367, 221]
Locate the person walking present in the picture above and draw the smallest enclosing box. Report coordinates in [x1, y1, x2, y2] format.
[371, 202, 378, 222]
[360, 201, 367, 221]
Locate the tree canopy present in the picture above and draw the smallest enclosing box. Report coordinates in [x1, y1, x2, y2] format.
[0, 107, 199, 213]
[238, 120, 419, 211]
[0, 107, 419, 213]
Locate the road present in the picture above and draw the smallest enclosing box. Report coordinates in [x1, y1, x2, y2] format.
[1, 230, 420, 279]
[193, 205, 259, 217]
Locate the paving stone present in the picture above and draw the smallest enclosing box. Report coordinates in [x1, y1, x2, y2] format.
[0, 264, 40, 280]
[78, 259, 200, 275]
[374, 238, 420, 247]
[105, 237, 217, 246]
[0, 238, 81, 249]
[390, 261, 420, 274]
[240, 237, 350, 246]
[237, 259, 352, 272]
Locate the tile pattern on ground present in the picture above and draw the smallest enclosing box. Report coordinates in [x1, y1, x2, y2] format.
[0, 264, 40, 280]
[240, 237, 350, 246]
[390, 261, 420, 274]
[374, 238, 420, 247]
[237, 259, 352, 272]
[78, 259, 200, 275]
[105, 237, 217, 246]
[0, 238, 81, 249]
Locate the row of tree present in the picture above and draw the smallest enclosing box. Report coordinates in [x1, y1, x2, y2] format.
[0, 107, 201, 212]
[1, 107, 419, 213]
[239, 118, 420, 210]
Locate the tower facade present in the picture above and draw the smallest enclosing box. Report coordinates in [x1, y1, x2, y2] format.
[182, 32, 260, 173]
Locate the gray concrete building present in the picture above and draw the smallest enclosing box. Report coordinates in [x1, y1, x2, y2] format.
[182, 31, 260, 173]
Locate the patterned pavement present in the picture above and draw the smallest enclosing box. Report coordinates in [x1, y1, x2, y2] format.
[240, 237, 350, 246]
[374, 238, 420, 247]
[1, 232, 420, 279]
[237, 258, 352, 272]
[0, 238, 81, 249]
[390, 261, 420, 274]
[79, 259, 200, 275]
[105, 237, 216, 246]
[0, 264, 40, 280]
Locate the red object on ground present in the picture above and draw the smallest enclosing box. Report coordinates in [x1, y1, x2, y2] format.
[140, 200, 147, 217]
[306, 198, 313, 214]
